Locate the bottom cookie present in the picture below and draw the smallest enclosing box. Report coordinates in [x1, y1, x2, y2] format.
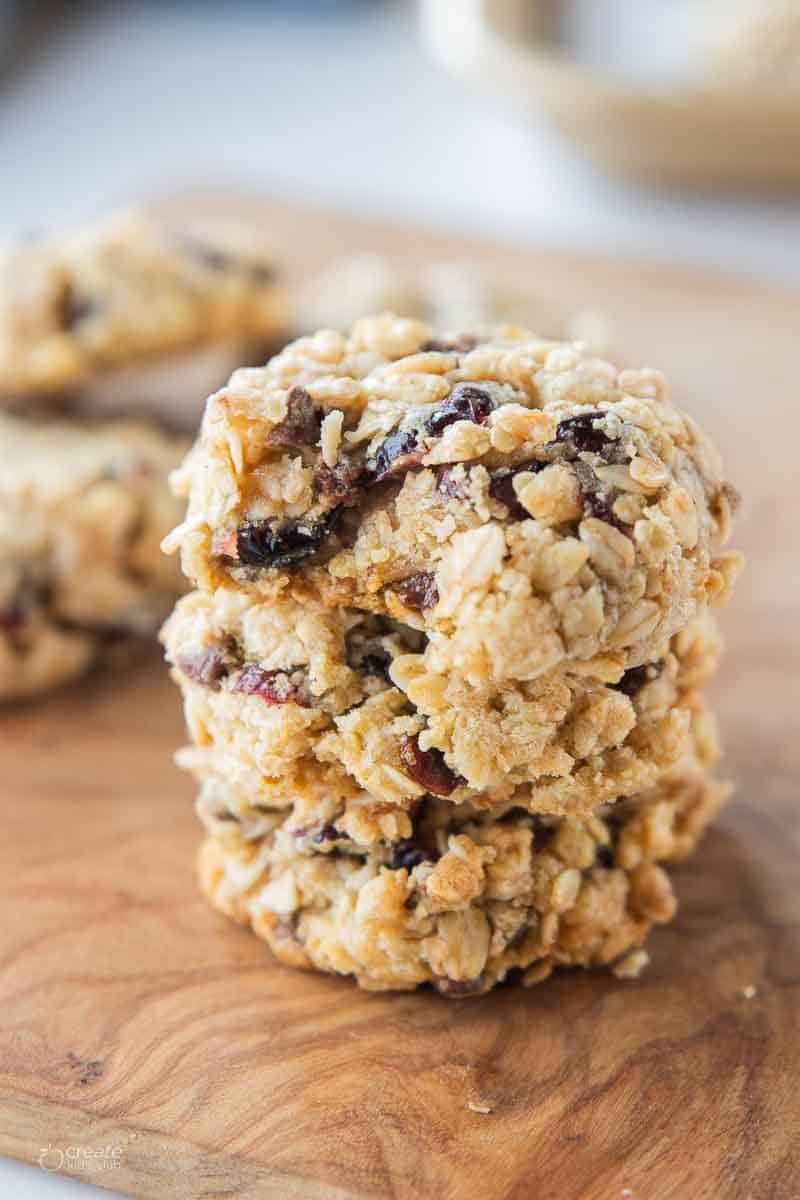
[198, 759, 730, 996]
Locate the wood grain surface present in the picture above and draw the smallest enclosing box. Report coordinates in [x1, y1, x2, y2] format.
[0, 197, 798, 1200]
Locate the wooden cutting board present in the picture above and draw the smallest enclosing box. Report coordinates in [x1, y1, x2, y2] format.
[0, 197, 798, 1200]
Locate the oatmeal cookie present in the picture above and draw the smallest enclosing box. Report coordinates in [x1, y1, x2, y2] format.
[0, 413, 187, 699]
[197, 755, 731, 995]
[162, 573, 720, 816]
[0, 210, 285, 398]
[165, 317, 741, 680]
[185, 696, 722, 861]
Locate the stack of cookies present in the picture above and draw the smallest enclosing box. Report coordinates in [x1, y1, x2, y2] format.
[0, 210, 286, 701]
[162, 315, 742, 996]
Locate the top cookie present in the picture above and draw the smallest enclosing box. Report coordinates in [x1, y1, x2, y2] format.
[0, 210, 286, 398]
[166, 316, 742, 680]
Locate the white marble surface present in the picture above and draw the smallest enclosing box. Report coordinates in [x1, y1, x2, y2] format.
[0, 2, 797, 1196]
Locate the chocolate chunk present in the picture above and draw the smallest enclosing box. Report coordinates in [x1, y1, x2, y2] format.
[426, 382, 496, 435]
[614, 661, 663, 697]
[399, 734, 464, 797]
[176, 647, 230, 689]
[57, 282, 95, 331]
[421, 335, 479, 354]
[231, 665, 310, 706]
[368, 429, 422, 482]
[554, 411, 614, 454]
[595, 844, 615, 869]
[313, 455, 366, 506]
[394, 571, 439, 612]
[267, 386, 321, 448]
[388, 839, 434, 871]
[236, 508, 341, 570]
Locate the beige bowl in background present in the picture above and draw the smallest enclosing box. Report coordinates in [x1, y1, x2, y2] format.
[419, 0, 800, 188]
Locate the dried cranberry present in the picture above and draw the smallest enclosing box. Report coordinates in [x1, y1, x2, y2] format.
[313, 455, 365, 506]
[176, 647, 230, 689]
[595, 844, 615, 869]
[187, 243, 233, 271]
[421, 334, 479, 354]
[554, 411, 613, 454]
[614, 661, 663, 697]
[248, 262, 276, 285]
[0, 607, 23, 631]
[271, 915, 300, 943]
[488, 461, 546, 519]
[0, 581, 37, 629]
[358, 653, 391, 679]
[57, 282, 95, 331]
[435, 466, 466, 499]
[231, 665, 309, 706]
[368, 429, 421, 482]
[488, 469, 527, 518]
[183, 238, 276, 284]
[529, 814, 557, 848]
[435, 977, 485, 997]
[236, 508, 341, 570]
[388, 840, 434, 871]
[506, 924, 530, 950]
[312, 823, 343, 844]
[267, 385, 321, 448]
[399, 734, 463, 796]
[426, 383, 495, 435]
[573, 461, 627, 530]
[394, 571, 439, 612]
[582, 490, 617, 525]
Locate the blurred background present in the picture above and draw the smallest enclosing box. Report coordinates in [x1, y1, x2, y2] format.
[1, 0, 799, 281]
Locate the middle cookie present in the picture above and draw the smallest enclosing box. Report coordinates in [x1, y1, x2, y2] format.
[162, 587, 721, 819]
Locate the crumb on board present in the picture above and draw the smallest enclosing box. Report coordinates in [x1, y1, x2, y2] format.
[612, 949, 650, 980]
[467, 1101, 493, 1115]
[741, 985, 757, 1000]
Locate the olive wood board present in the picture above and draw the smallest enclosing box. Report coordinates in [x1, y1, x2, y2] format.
[0, 194, 798, 1200]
